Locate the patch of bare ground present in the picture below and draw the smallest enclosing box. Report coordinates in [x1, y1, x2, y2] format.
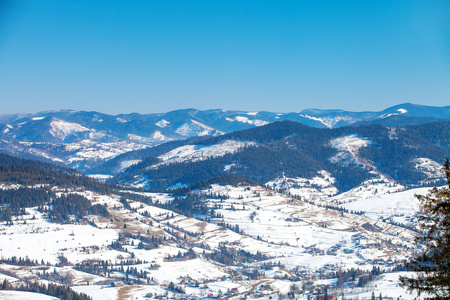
[117, 285, 146, 300]
[146, 229, 165, 237]
[117, 285, 133, 300]
[195, 222, 207, 231]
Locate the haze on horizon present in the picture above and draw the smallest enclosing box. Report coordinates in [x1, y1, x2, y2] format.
[0, 0, 449, 115]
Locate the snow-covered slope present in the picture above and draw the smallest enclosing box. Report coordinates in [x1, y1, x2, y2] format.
[49, 119, 90, 140]
[0, 169, 433, 300]
[329, 135, 372, 167]
[155, 140, 254, 167]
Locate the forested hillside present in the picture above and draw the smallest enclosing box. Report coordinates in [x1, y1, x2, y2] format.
[0, 153, 112, 223]
[112, 121, 450, 191]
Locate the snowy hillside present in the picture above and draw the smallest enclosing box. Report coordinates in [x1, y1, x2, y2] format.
[0, 156, 431, 300]
[155, 140, 255, 167]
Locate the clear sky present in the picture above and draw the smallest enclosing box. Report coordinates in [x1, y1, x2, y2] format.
[0, 0, 449, 114]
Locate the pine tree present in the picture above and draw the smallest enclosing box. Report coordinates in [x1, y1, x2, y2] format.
[399, 159, 450, 298]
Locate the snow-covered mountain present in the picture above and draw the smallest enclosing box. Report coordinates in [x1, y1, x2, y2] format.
[1, 103, 450, 171]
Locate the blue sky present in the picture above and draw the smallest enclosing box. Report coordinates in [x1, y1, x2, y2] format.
[0, 0, 449, 114]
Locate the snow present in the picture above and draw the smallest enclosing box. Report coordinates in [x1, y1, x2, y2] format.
[88, 174, 114, 180]
[0, 291, 59, 300]
[300, 114, 332, 128]
[265, 170, 403, 205]
[413, 157, 443, 184]
[88, 131, 106, 140]
[155, 119, 170, 128]
[246, 112, 259, 116]
[340, 187, 430, 226]
[224, 164, 236, 171]
[64, 140, 148, 163]
[119, 159, 142, 171]
[72, 285, 118, 300]
[49, 119, 89, 140]
[32, 117, 45, 121]
[267, 170, 338, 200]
[200, 184, 417, 270]
[0, 208, 119, 264]
[175, 120, 220, 137]
[380, 108, 408, 119]
[146, 258, 226, 283]
[329, 135, 372, 167]
[116, 118, 127, 123]
[127, 133, 163, 144]
[226, 116, 269, 126]
[330, 173, 404, 204]
[151, 130, 167, 141]
[300, 114, 358, 128]
[342, 272, 421, 300]
[154, 140, 254, 167]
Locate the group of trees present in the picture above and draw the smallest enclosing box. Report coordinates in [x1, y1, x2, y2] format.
[204, 246, 269, 266]
[0, 279, 91, 300]
[0, 187, 109, 224]
[47, 193, 109, 223]
[0, 153, 115, 192]
[0, 154, 113, 224]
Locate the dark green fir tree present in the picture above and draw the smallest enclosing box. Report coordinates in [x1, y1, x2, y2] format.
[400, 159, 450, 299]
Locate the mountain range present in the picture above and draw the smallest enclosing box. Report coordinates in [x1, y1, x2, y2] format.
[1, 103, 450, 182]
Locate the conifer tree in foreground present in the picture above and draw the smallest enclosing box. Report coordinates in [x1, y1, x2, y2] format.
[399, 159, 450, 298]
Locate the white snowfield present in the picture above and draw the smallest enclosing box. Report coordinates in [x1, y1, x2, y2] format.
[175, 119, 223, 137]
[340, 187, 431, 226]
[300, 114, 358, 128]
[329, 134, 371, 167]
[49, 119, 89, 140]
[64, 139, 148, 164]
[154, 140, 255, 167]
[225, 116, 269, 126]
[0, 290, 59, 300]
[379, 108, 408, 119]
[155, 119, 170, 128]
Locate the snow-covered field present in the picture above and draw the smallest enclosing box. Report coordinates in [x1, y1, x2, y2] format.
[340, 187, 430, 226]
[0, 182, 434, 300]
[0, 290, 59, 300]
[154, 140, 255, 167]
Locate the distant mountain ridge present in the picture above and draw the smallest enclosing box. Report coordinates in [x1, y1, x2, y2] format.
[1, 103, 450, 171]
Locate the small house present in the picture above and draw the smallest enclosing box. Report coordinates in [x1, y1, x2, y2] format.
[111, 281, 125, 287]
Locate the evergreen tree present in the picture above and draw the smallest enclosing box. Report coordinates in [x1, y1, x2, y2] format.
[400, 159, 450, 298]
